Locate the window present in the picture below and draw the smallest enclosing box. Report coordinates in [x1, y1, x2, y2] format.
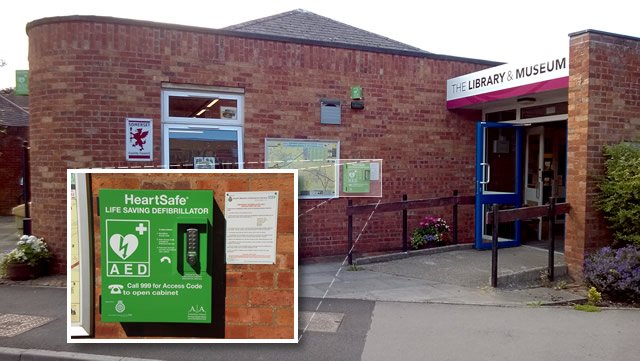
[162, 89, 244, 168]
[485, 109, 516, 122]
[520, 102, 568, 119]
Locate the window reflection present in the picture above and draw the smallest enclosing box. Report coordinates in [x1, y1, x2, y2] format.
[168, 129, 239, 169]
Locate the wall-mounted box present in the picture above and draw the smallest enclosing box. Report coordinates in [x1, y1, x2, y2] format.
[99, 189, 213, 323]
[343, 162, 371, 193]
[320, 98, 341, 125]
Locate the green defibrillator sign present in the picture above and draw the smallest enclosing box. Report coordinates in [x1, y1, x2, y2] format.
[15, 70, 28, 95]
[343, 162, 371, 193]
[350, 86, 362, 99]
[100, 189, 213, 323]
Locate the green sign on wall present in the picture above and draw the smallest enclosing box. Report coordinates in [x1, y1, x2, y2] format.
[350, 86, 362, 99]
[100, 189, 213, 323]
[343, 162, 370, 193]
[15, 70, 28, 95]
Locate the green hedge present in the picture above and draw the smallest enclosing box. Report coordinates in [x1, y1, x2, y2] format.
[595, 141, 640, 247]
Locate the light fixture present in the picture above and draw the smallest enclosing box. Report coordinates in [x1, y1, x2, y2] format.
[206, 99, 219, 108]
[169, 130, 204, 134]
[517, 97, 536, 105]
[196, 109, 206, 116]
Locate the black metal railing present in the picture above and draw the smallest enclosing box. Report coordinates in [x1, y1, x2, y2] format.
[345, 190, 475, 265]
[486, 197, 571, 287]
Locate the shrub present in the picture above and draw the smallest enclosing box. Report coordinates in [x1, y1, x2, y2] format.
[410, 217, 450, 249]
[595, 141, 640, 247]
[583, 245, 640, 302]
[588, 287, 601, 304]
[0, 235, 53, 278]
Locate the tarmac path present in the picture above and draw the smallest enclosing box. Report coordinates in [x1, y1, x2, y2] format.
[1, 285, 640, 361]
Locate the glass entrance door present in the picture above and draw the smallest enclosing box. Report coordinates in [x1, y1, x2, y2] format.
[163, 125, 243, 169]
[475, 122, 522, 249]
[524, 126, 544, 240]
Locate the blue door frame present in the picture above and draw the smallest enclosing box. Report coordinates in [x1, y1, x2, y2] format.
[475, 122, 522, 249]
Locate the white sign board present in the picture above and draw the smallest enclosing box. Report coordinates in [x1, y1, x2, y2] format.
[225, 191, 279, 264]
[194, 157, 216, 169]
[446, 54, 569, 107]
[126, 118, 153, 161]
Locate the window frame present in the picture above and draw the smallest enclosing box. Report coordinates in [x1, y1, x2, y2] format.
[161, 89, 244, 169]
[161, 89, 244, 126]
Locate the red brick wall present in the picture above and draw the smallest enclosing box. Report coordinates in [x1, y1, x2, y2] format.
[566, 31, 640, 277]
[27, 18, 489, 272]
[0, 125, 27, 216]
[91, 172, 294, 339]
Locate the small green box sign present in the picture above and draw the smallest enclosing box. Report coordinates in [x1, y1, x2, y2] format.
[350, 86, 362, 99]
[343, 162, 370, 193]
[15, 70, 28, 95]
[100, 189, 213, 323]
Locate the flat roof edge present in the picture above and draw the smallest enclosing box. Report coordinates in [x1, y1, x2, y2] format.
[26, 15, 502, 66]
[569, 29, 640, 42]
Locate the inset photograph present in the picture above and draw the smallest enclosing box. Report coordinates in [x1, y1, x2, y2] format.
[67, 170, 297, 342]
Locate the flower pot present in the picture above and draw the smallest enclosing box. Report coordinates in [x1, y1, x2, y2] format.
[6, 262, 47, 280]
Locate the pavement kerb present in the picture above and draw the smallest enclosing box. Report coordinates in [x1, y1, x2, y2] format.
[496, 264, 570, 288]
[0, 347, 162, 361]
[353, 243, 474, 265]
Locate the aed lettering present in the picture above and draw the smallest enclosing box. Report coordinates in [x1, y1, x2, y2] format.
[108, 263, 149, 276]
[124, 193, 188, 206]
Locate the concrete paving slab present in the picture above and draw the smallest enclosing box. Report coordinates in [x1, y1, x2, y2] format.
[0, 314, 54, 337]
[299, 311, 344, 333]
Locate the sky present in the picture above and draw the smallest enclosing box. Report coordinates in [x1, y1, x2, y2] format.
[0, 0, 638, 89]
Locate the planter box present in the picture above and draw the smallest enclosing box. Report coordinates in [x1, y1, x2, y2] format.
[6, 262, 47, 280]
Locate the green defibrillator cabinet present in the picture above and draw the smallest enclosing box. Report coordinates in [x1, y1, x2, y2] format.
[343, 162, 371, 193]
[99, 189, 213, 323]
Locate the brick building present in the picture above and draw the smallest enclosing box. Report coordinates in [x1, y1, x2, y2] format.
[0, 93, 28, 216]
[25, 10, 640, 280]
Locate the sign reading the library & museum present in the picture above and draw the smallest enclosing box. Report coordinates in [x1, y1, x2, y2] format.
[225, 191, 278, 264]
[100, 189, 213, 323]
[126, 118, 153, 161]
[446, 54, 569, 108]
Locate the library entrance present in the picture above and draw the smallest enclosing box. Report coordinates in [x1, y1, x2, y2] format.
[475, 101, 567, 252]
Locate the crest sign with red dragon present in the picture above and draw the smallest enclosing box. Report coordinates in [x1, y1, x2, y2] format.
[125, 118, 153, 161]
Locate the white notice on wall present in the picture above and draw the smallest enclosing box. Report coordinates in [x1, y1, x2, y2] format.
[369, 162, 380, 180]
[225, 191, 279, 264]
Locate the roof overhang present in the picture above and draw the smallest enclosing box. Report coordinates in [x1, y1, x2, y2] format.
[446, 54, 568, 109]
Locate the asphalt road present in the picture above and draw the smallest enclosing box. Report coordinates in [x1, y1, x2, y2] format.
[2, 285, 640, 361]
[0, 286, 374, 361]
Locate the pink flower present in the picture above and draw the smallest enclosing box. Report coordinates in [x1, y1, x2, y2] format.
[419, 222, 425, 226]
